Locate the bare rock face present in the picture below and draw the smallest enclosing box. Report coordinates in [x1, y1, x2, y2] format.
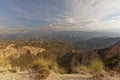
[0, 44, 17, 58]
[23, 46, 45, 55]
[0, 44, 45, 58]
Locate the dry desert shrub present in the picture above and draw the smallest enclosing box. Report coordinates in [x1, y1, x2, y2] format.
[31, 58, 52, 79]
[89, 59, 104, 74]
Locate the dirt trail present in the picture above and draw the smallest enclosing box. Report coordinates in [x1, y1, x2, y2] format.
[0, 71, 91, 80]
[0, 71, 36, 80]
[60, 74, 92, 80]
[45, 71, 92, 80]
[0, 71, 120, 80]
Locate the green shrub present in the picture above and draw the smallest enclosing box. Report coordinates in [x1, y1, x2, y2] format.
[58, 52, 75, 73]
[105, 56, 120, 70]
[10, 53, 36, 70]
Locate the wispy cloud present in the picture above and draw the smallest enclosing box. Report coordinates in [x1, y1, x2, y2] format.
[50, 0, 120, 32]
[0, 0, 120, 33]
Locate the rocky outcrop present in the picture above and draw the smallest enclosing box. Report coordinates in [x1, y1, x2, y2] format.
[71, 51, 100, 68]
[0, 44, 45, 58]
[23, 46, 45, 55]
[0, 44, 17, 58]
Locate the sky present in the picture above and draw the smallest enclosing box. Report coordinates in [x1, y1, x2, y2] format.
[0, 0, 120, 34]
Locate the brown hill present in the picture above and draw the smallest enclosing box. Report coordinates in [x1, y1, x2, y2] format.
[105, 41, 120, 59]
[95, 40, 120, 70]
[97, 40, 120, 60]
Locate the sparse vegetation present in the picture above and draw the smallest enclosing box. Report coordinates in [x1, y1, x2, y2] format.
[72, 64, 81, 73]
[89, 59, 104, 73]
[72, 64, 88, 73]
[0, 39, 119, 80]
[58, 67, 67, 74]
[58, 52, 75, 73]
[8, 67, 18, 73]
[10, 53, 36, 70]
[0, 56, 10, 66]
[36, 70, 50, 79]
[31, 58, 50, 71]
[105, 56, 120, 73]
[31, 58, 51, 79]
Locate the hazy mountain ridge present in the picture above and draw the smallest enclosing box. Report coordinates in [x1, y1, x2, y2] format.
[75, 37, 120, 50]
[1, 30, 120, 51]
[101, 40, 120, 59]
[0, 29, 120, 42]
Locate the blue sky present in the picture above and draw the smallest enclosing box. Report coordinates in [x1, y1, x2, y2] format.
[0, 0, 67, 26]
[0, 0, 120, 34]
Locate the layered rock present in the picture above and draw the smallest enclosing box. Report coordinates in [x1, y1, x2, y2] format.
[0, 44, 45, 58]
[23, 46, 45, 55]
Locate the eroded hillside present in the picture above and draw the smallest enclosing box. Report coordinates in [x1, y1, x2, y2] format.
[0, 39, 120, 80]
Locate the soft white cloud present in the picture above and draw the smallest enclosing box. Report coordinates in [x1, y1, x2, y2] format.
[50, 0, 120, 32]
[1, 0, 120, 33]
[78, 19, 120, 32]
[64, 0, 120, 20]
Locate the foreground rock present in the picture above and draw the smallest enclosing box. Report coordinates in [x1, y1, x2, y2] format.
[0, 44, 45, 58]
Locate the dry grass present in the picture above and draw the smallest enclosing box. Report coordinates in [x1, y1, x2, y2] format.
[8, 67, 20, 73]
[31, 58, 51, 79]
[89, 59, 104, 74]
[36, 70, 50, 79]
[58, 67, 67, 74]
[72, 64, 88, 74]
[0, 56, 10, 66]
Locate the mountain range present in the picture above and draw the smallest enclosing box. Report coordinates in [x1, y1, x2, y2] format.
[0, 28, 120, 50]
[75, 37, 120, 50]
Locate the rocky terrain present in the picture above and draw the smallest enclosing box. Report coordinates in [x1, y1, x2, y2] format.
[0, 43, 45, 58]
[0, 39, 119, 80]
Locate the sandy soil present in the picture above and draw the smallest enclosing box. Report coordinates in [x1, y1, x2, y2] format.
[0, 71, 120, 80]
[0, 71, 36, 80]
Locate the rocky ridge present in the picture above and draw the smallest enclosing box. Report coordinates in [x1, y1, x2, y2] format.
[0, 44, 45, 58]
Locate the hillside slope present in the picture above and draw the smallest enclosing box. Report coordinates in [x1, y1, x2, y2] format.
[75, 37, 120, 50]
